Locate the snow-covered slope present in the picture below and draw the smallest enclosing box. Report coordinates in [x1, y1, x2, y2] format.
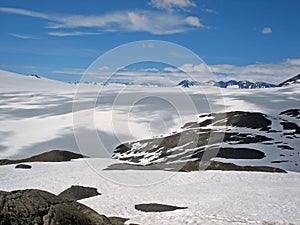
[0, 69, 299, 161]
[0, 70, 72, 91]
[278, 73, 300, 87]
[112, 110, 300, 172]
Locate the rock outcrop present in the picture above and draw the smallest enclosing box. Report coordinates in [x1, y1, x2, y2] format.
[58, 185, 101, 201]
[111, 110, 300, 172]
[0, 150, 86, 166]
[0, 189, 127, 225]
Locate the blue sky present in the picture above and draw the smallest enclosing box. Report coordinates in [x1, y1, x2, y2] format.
[0, 0, 299, 83]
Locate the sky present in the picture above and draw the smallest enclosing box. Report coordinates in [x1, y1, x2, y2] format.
[0, 0, 300, 84]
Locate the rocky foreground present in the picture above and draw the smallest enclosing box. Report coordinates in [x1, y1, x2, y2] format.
[0, 187, 127, 225]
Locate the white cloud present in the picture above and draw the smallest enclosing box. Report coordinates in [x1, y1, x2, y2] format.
[262, 27, 272, 34]
[0, 7, 204, 35]
[201, 8, 217, 14]
[163, 67, 180, 72]
[178, 58, 300, 84]
[99, 66, 110, 71]
[0, 7, 50, 19]
[48, 31, 102, 37]
[149, 0, 196, 11]
[185, 16, 203, 27]
[52, 68, 85, 75]
[10, 33, 39, 39]
[52, 58, 300, 84]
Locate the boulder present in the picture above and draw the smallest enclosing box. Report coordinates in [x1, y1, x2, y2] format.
[15, 164, 32, 169]
[58, 185, 101, 201]
[0, 189, 127, 225]
[135, 203, 187, 212]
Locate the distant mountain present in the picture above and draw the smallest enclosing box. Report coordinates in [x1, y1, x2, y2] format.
[177, 79, 276, 89]
[177, 80, 201, 88]
[215, 80, 276, 89]
[278, 74, 300, 87]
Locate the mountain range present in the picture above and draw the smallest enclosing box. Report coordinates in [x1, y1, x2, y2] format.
[178, 73, 300, 88]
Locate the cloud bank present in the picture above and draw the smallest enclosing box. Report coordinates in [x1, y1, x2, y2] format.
[0, 7, 203, 35]
[53, 58, 300, 85]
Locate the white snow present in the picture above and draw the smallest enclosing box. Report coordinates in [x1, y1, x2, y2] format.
[0, 69, 300, 224]
[1, 70, 299, 159]
[0, 158, 299, 225]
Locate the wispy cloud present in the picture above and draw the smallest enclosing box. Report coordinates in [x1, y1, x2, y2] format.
[10, 33, 39, 39]
[262, 27, 272, 34]
[149, 0, 196, 11]
[0, 7, 204, 35]
[0, 7, 50, 19]
[52, 68, 85, 75]
[201, 8, 217, 14]
[48, 31, 102, 37]
[48, 10, 202, 35]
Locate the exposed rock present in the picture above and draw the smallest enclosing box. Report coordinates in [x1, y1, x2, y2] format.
[108, 217, 130, 225]
[15, 164, 32, 169]
[279, 109, 300, 118]
[0, 189, 127, 225]
[278, 74, 300, 87]
[104, 160, 286, 173]
[135, 203, 187, 212]
[190, 147, 265, 160]
[112, 110, 299, 172]
[58, 185, 101, 201]
[0, 150, 86, 166]
[278, 145, 294, 150]
[180, 161, 287, 173]
[280, 121, 300, 134]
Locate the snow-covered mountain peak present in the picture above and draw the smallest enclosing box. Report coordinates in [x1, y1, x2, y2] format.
[278, 74, 300, 87]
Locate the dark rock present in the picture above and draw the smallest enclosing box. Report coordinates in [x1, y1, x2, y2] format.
[280, 122, 300, 134]
[215, 111, 271, 130]
[271, 160, 289, 164]
[135, 203, 187, 212]
[278, 74, 300, 87]
[58, 185, 101, 201]
[0, 189, 126, 225]
[183, 161, 287, 173]
[15, 164, 32, 169]
[278, 145, 294, 150]
[0, 150, 86, 166]
[112, 110, 298, 172]
[279, 109, 300, 118]
[190, 147, 265, 160]
[108, 217, 130, 225]
[104, 160, 286, 173]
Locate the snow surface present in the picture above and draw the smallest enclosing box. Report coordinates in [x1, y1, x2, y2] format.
[0, 158, 300, 225]
[0, 70, 300, 224]
[1, 70, 299, 159]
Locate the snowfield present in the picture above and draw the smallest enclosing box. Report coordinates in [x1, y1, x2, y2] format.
[1, 70, 299, 160]
[0, 158, 299, 225]
[0, 70, 300, 224]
